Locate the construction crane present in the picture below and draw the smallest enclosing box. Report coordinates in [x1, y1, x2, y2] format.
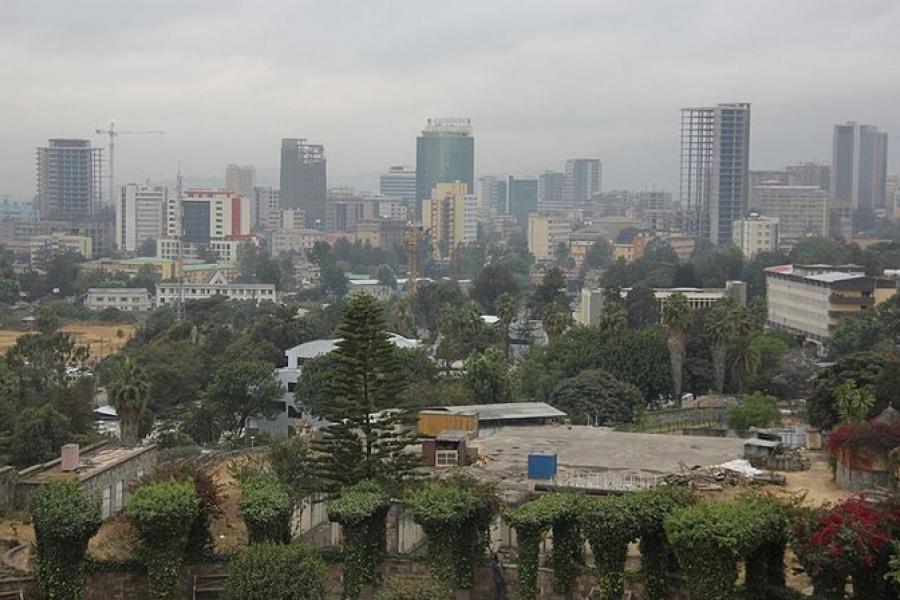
[404, 207, 422, 295]
[94, 122, 165, 206]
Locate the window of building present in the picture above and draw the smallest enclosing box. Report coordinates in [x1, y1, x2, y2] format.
[435, 450, 458, 467]
[101, 486, 112, 519]
[114, 480, 124, 512]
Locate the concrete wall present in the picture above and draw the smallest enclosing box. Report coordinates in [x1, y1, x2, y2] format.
[0, 467, 15, 514]
[638, 406, 728, 429]
[835, 460, 889, 492]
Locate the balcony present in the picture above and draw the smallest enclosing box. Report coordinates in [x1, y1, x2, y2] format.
[829, 294, 874, 307]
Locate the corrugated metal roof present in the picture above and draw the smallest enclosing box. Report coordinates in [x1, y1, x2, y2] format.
[437, 402, 566, 421]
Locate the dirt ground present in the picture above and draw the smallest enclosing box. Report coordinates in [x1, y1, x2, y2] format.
[0, 323, 135, 359]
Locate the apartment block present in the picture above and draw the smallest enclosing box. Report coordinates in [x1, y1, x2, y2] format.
[750, 185, 827, 244]
[732, 214, 779, 257]
[421, 181, 477, 260]
[528, 213, 573, 261]
[765, 264, 896, 342]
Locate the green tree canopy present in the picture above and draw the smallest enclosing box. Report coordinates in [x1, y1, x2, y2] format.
[463, 347, 515, 404]
[549, 369, 642, 425]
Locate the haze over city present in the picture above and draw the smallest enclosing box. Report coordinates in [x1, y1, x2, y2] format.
[2, 0, 900, 199]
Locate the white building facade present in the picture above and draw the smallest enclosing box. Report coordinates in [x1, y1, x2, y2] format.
[117, 184, 166, 253]
[86, 287, 153, 312]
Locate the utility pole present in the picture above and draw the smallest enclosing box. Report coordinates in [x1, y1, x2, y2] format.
[94, 122, 165, 206]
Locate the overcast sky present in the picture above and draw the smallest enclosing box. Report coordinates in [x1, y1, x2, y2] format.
[1, 0, 899, 199]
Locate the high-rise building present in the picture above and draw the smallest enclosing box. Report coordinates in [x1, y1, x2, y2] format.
[225, 164, 256, 197]
[479, 176, 507, 215]
[786, 161, 830, 189]
[831, 122, 889, 232]
[36, 139, 104, 220]
[732, 214, 779, 258]
[158, 189, 253, 262]
[563, 159, 602, 209]
[379, 165, 417, 205]
[117, 184, 166, 252]
[508, 176, 538, 224]
[421, 182, 477, 260]
[750, 185, 828, 244]
[639, 191, 673, 231]
[538, 171, 567, 212]
[679, 103, 751, 245]
[527, 213, 573, 261]
[253, 186, 281, 231]
[280, 138, 327, 229]
[415, 118, 474, 217]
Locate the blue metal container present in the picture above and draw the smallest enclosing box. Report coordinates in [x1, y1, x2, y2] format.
[527, 452, 557, 480]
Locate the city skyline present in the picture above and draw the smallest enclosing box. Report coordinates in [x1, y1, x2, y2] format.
[1, 1, 899, 199]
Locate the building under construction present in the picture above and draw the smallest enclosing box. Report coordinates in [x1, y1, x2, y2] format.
[36, 139, 103, 220]
[280, 138, 327, 230]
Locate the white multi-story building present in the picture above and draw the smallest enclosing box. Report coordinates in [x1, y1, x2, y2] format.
[732, 214, 779, 257]
[379, 165, 416, 203]
[117, 184, 166, 253]
[750, 185, 828, 244]
[156, 237, 253, 264]
[86, 288, 153, 312]
[527, 213, 573, 261]
[765, 264, 896, 343]
[576, 281, 748, 326]
[156, 271, 278, 306]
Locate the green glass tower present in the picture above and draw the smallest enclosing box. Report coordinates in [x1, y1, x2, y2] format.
[415, 118, 474, 217]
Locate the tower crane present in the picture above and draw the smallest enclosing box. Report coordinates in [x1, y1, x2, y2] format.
[94, 122, 165, 206]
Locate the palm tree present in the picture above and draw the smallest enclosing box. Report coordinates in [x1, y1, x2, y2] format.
[542, 302, 571, 341]
[107, 357, 150, 445]
[706, 301, 739, 393]
[495, 292, 520, 360]
[597, 300, 627, 334]
[730, 341, 762, 393]
[662, 292, 693, 402]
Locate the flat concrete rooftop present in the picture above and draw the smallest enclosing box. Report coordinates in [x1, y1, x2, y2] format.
[472, 425, 744, 484]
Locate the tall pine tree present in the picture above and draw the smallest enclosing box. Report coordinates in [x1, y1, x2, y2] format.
[314, 293, 419, 491]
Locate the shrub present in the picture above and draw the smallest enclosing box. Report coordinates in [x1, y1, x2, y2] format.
[30, 480, 102, 600]
[127, 480, 199, 600]
[792, 496, 900, 598]
[665, 496, 787, 600]
[224, 542, 327, 600]
[406, 478, 497, 592]
[726, 392, 780, 432]
[327, 480, 391, 599]
[239, 474, 293, 544]
[504, 493, 585, 599]
[629, 486, 694, 600]
[581, 495, 639, 600]
[138, 459, 224, 558]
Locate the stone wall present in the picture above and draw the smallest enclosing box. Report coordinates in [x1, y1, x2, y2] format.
[79, 447, 158, 518]
[0, 467, 15, 514]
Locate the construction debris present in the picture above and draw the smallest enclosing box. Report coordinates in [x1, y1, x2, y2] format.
[664, 460, 786, 490]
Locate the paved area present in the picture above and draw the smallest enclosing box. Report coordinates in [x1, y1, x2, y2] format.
[471, 424, 745, 485]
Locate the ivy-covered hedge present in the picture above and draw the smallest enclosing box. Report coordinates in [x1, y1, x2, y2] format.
[665, 495, 787, 600]
[327, 480, 391, 600]
[504, 492, 586, 600]
[581, 495, 638, 600]
[406, 478, 497, 592]
[373, 576, 453, 600]
[126, 480, 200, 600]
[628, 486, 693, 600]
[239, 474, 293, 544]
[224, 542, 327, 600]
[30, 480, 102, 600]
